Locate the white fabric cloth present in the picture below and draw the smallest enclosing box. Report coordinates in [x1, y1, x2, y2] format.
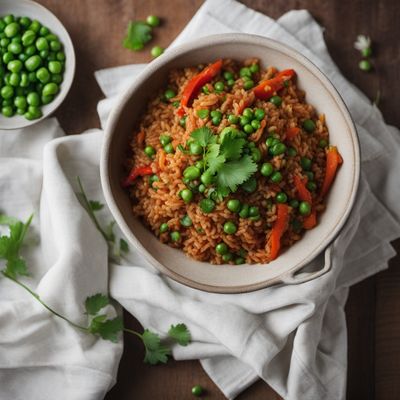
[1, 1, 400, 399]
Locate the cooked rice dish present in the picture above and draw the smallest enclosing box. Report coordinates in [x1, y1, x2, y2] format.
[123, 59, 342, 265]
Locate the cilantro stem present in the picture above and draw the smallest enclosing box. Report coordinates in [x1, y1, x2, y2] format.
[123, 327, 142, 338]
[3, 272, 89, 332]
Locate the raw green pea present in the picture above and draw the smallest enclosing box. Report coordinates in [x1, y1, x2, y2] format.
[149, 174, 159, 188]
[18, 53, 28, 62]
[199, 198, 215, 213]
[36, 82, 43, 92]
[2, 99, 12, 107]
[227, 78, 235, 87]
[2, 105, 14, 117]
[214, 81, 224, 92]
[361, 47, 372, 58]
[11, 35, 22, 43]
[16, 108, 25, 115]
[151, 45, 164, 58]
[223, 221, 237, 234]
[183, 166, 201, 180]
[289, 199, 299, 208]
[56, 51, 65, 61]
[25, 45, 36, 56]
[29, 20, 41, 33]
[222, 252, 233, 262]
[212, 116, 221, 126]
[0, 37, 9, 47]
[27, 92, 40, 106]
[196, 109, 209, 119]
[234, 257, 245, 265]
[164, 88, 176, 100]
[189, 142, 202, 155]
[28, 71, 37, 82]
[36, 37, 49, 51]
[25, 55, 42, 71]
[265, 136, 280, 147]
[3, 52, 13, 64]
[180, 189, 193, 203]
[4, 22, 20, 38]
[9, 72, 20, 86]
[144, 145, 156, 158]
[159, 134, 171, 146]
[22, 30, 36, 46]
[228, 114, 239, 124]
[191, 385, 203, 397]
[249, 206, 259, 217]
[8, 41, 22, 54]
[260, 162, 273, 177]
[276, 192, 288, 203]
[1, 85, 13, 99]
[180, 215, 193, 227]
[164, 143, 174, 154]
[14, 96, 27, 109]
[251, 147, 261, 162]
[287, 147, 297, 157]
[241, 176, 257, 193]
[243, 80, 254, 90]
[198, 184, 206, 193]
[270, 95, 282, 107]
[239, 67, 251, 77]
[242, 108, 253, 119]
[51, 74, 63, 84]
[216, 242, 228, 255]
[270, 171, 282, 183]
[170, 231, 181, 242]
[39, 50, 49, 59]
[36, 67, 50, 83]
[159, 223, 169, 233]
[300, 157, 312, 170]
[3, 15, 15, 25]
[359, 60, 372, 72]
[304, 171, 314, 181]
[299, 201, 311, 216]
[27, 105, 42, 119]
[243, 124, 254, 134]
[223, 71, 234, 80]
[146, 15, 160, 27]
[0, 20, 6, 32]
[227, 199, 241, 213]
[3, 73, 11, 85]
[42, 82, 58, 96]
[239, 204, 249, 218]
[7, 59, 22, 73]
[39, 26, 50, 36]
[19, 17, 31, 28]
[270, 143, 287, 156]
[302, 119, 316, 133]
[250, 63, 259, 73]
[251, 119, 260, 130]
[254, 108, 265, 120]
[319, 139, 328, 148]
[307, 181, 317, 192]
[200, 171, 213, 186]
[47, 52, 56, 61]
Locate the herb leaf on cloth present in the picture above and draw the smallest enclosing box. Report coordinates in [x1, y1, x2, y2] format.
[168, 323, 191, 346]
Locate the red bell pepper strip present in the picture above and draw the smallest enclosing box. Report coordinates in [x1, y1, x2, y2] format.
[286, 126, 300, 141]
[294, 175, 317, 230]
[268, 203, 290, 260]
[253, 69, 296, 100]
[321, 146, 343, 197]
[303, 211, 317, 230]
[178, 59, 223, 115]
[122, 165, 153, 188]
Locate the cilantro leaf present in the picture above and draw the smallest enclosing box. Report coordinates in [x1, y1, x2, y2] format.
[168, 323, 191, 346]
[142, 329, 171, 364]
[0, 215, 19, 226]
[119, 238, 129, 253]
[123, 21, 152, 51]
[85, 294, 110, 315]
[4, 257, 28, 279]
[216, 155, 258, 192]
[0, 236, 11, 258]
[190, 127, 216, 148]
[205, 143, 225, 174]
[89, 201, 104, 211]
[220, 135, 246, 161]
[105, 221, 116, 243]
[89, 315, 123, 343]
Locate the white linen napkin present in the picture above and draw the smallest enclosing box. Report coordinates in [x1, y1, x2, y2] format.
[1, 1, 399, 400]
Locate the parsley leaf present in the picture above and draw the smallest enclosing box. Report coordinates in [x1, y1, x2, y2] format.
[142, 329, 171, 364]
[123, 21, 152, 51]
[89, 201, 104, 211]
[85, 294, 110, 315]
[88, 315, 123, 343]
[216, 155, 258, 192]
[190, 127, 216, 148]
[119, 238, 129, 253]
[168, 323, 191, 346]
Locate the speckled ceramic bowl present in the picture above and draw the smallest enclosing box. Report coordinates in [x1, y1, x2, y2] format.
[0, 0, 75, 130]
[101, 33, 360, 293]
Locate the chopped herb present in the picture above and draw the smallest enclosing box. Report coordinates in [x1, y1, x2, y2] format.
[123, 21, 152, 51]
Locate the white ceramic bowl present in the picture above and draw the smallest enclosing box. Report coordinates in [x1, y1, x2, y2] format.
[101, 33, 360, 293]
[0, 0, 75, 130]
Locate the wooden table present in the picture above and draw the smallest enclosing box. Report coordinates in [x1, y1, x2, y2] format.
[36, 1, 400, 398]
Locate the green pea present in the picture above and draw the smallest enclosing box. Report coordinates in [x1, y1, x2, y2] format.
[243, 124, 254, 134]
[260, 163, 273, 177]
[41, 94, 53, 105]
[27, 92, 40, 106]
[304, 171, 314, 181]
[250, 215, 261, 221]
[29, 20, 41, 33]
[24, 45, 36, 57]
[146, 15, 160, 27]
[149, 175, 159, 188]
[27, 105, 42, 119]
[3, 52, 13, 64]
[307, 181, 317, 192]
[9, 72, 20, 86]
[3, 15, 15, 25]
[242, 176, 257, 193]
[56, 51, 65, 61]
[265, 136, 280, 147]
[289, 199, 299, 208]
[39, 50, 48, 59]
[18, 53, 27, 62]
[179, 189, 193, 203]
[251, 119, 260, 130]
[239, 204, 249, 218]
[299, 201, 311, 216]
[222, 252, 233, 262]
[159, 223, 169, 233]
[227, 199, 241, 213]
[36, 37, 49, 51]
[249, 206, 259, 217]
[302, 119, 316, 133]
[270, 171, 282, 183]
[223, 71, 234, 80]
[164, 143, 174, 154]
[200, 171, 213, 186]
[191, 385, 203, 397]
[199, 198, 215, 213]
[235, 257, 245, 265]
[25, 55, 42, 71]
[239, 67, 251, 78]
[28, 71, 36, 82]
[210, 110, 222, 119]
[7, 59, 22, 73]
[183, 166, 201, 181]
[227, 78, 235, 87]
[164, 88, 176, 100]
[36, 67, 50, 83]
[22, 30, 36, 46]
[243, 80, 254, 90]
[36, 82, 43, 93]
[270, 143, 287, 156]
[170, 231, 181, 242]
[151, 45, 164, 58]
[42, 82, 59, 97]
[1, 85, 13, 99]
[196, 109, 209, 119]
[250, 63, 259, 73]
[287, 147, 297, 157]
[2, 105, 14, 117]
[216, 242, 228, 255]
[228, 114, 239, 124]
[13, 95, 27, 110]
[239, 116, 250, 126]
[319, 139, 328, 148]
[144, 145, 155, 158]
[270, 95, 282, 107]
[180, 214, 192, 227]
[300, 157, 312, 170]
[242, 108, 253, 119]
[47, 52, 56, 61]
[254, 108, 265, 121]
[4, 22, 20, 38]
[2, 99, 12, 107]
[49, 40, 61, 52]
[201, 85, 209, 94]
[214, 81, 224, 92]
[198, 184, 206, 193]
[212, 116, 221, 126]
[0, 37, 9, 47]
[51, 74, 63, 84]
[179, 116, 187, 127]
[359, 59, 372, 72]
[39, 25, 50, 35]
[189, 142, 202, 155]
[8, 41, 22, 54]
[223, 221, 237, 234]
[276, 192, 288, 203]
[159, 134, 171, 146]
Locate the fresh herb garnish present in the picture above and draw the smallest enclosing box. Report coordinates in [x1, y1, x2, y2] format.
[168, 323, 192, 346]
[123, 21, 153, 51]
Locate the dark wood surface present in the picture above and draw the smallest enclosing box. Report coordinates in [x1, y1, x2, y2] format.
[36, 1, 400, 399]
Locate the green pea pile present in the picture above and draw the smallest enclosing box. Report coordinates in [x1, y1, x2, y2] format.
[0, 14, 65, 120]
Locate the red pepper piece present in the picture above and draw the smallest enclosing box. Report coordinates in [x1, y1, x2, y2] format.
[253, 69, 296, 100]
[321, 146, 343, 197]
[268, 203, 290, 260]
[286, 126, 300, 141]
[294, 175, 316, 230]
[122, 165, 153, 188]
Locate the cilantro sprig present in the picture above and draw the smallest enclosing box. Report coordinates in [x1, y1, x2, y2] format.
[123, 21, 152, 51]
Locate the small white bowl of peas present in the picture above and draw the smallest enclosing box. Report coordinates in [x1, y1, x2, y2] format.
[0, 0, 75, 129]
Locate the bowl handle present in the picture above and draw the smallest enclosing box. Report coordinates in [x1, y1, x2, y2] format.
[280, 246, 332, 285]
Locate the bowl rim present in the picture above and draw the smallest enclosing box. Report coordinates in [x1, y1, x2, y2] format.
[0, 0, 76, 130]
[101, 33, 361, 293]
